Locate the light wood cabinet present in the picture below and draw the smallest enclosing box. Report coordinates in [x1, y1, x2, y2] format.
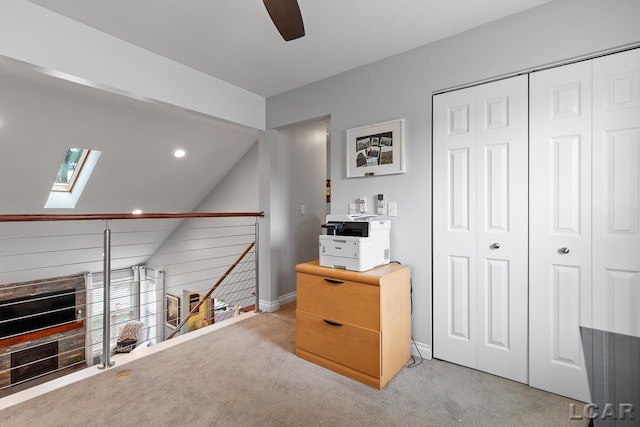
[295, 260, 411, 389]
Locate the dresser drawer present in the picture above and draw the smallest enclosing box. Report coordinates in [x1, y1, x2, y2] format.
[296, 310, 381, 377]
[296, 272, 380, 330]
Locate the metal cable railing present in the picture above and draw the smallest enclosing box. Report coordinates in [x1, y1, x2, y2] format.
[166, 241, 255, 340]
[0, 212, 262, 395]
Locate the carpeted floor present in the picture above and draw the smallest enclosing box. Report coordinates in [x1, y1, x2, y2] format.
[0, 302, 586, 426]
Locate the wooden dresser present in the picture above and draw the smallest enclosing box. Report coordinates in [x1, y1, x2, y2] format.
[295, 260, 411, 389]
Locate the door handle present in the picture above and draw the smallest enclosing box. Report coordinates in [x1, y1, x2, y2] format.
[323, 319, 343, 327]
[558, 247, 570, 254]
[324, 278, 344, 285]
[490, 243, 500, 249]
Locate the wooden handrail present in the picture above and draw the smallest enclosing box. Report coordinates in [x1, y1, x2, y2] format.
[166, 241, 256, 340]
[0, 212, 264, 222]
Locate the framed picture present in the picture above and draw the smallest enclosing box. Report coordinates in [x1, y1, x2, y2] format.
[165, 294, 180, 329]
[346, 118, 406, 178]
[189, 292, 200, 313]
[325, 179, 331, 203]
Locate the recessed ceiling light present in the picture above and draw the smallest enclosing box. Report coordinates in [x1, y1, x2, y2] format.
[132, 209, 142, 215]
[174, 149, 186, 158]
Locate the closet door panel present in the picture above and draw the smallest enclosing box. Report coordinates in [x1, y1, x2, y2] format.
[592, 48, 640, 338]
[434, 76, 528, 383]
[529, 61, 592, 402]
[550, 264, 583, 365]
[476, 75, 528, 383]
[434, 87, 478, 368]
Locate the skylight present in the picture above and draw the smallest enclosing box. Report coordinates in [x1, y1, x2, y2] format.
[52, 147, 90, 192]
[45, 148, 101, 209]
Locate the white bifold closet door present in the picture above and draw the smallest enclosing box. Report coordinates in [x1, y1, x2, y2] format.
[592, 49, 640, 339]
[530, 48, 640, 402]
[529, 60, 593, 403]
[433, 75, 528, 383]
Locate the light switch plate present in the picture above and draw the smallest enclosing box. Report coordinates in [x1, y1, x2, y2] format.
[388, 202, 397, 217]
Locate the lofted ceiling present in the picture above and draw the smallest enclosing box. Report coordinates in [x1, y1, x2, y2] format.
[0, 0, 553, 217]
[1, 0, 551, 282]
[0, 58, 258, 283]
[0, 58, 259, 215]
[26, 0, 551, 97]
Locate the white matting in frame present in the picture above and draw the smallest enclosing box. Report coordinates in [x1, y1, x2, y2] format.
[346, 118, 405, 178]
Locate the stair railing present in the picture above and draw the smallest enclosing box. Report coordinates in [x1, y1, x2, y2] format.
[0, 212, 263, 372]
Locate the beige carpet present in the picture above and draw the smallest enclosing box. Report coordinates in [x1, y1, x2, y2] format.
[0, 303, 586, 426]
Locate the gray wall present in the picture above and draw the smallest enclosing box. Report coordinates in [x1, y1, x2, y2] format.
[145, 142, 259, 320]
[193, 141, 259, 213]
[281, 120, 329, 298]
[258, 120, 328, 308]
[263, 0, 640, 354]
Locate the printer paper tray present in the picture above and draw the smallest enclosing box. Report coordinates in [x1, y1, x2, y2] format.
[319, 254, 373, 272]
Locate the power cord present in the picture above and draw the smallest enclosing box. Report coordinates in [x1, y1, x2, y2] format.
[390, 260, 424, 368]
[408, 335, 424, 368]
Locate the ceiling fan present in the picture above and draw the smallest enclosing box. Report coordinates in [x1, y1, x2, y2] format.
[263, 0, 305, 41]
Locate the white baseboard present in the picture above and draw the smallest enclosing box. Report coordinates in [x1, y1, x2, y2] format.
[277, 291, 297, 305]
[259, 299, 280, 312]
[411, 340, 432, 360]
[259, 291, 296, 313]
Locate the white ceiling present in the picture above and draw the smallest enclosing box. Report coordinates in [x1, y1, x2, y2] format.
[26, 0, 551, 97]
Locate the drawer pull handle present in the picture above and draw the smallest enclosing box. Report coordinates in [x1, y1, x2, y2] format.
[324, 278, 344, 285]
[323, 319, 343, 327]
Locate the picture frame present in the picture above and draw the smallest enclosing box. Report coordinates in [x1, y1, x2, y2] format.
[165, 294, 180, 329]
[346, 118, 406, 178]
[325, 179, 331, 203]
[188, 292, 200, 313]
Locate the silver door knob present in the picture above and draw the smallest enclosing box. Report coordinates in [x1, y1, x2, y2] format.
[559, 247, 570, 254]
[490, 243, 500, 249]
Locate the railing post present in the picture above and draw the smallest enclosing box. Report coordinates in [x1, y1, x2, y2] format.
[254, 219, 260, 313]
[99, 220, 114, 369]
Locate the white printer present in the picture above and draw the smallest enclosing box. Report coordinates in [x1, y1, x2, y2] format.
[319, 214, 391, 271]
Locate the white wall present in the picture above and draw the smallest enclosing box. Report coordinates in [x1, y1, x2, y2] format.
[263, 0, 640, 356]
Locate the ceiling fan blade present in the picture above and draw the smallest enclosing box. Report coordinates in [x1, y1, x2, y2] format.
[263, 0, 305, 41]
